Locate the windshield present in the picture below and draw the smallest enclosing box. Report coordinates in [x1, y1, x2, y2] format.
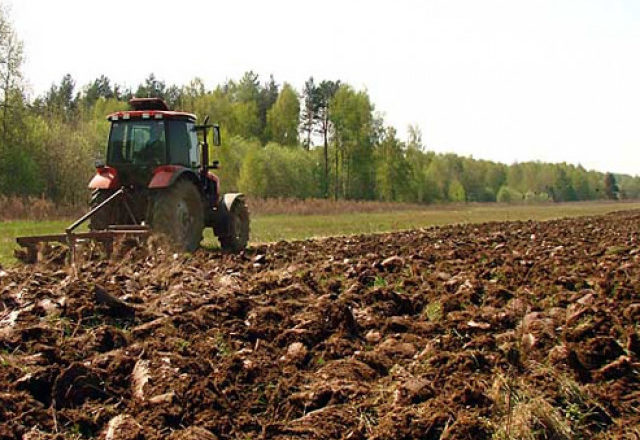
[107, 121, 166, 165]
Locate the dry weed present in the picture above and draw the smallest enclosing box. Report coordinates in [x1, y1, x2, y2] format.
[491, 373, 573, 440]
[0, 195, 84, 221]
[245, 196, 428, 216]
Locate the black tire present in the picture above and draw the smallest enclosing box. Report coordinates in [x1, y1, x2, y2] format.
[151, 180, 204, 252]
[219, 197, 250, 253]
[89, 189, 117, 230]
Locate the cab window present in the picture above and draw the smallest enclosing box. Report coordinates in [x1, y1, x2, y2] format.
[167, 120, 199, 167]
[187, 122, 199, 167]
[108, 121, 166, 165]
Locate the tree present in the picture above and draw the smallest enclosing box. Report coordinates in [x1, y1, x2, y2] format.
[44, 74, 77, 119]
[375, 127, 407, 201]
[265, 83, 300, 146]
[0, 60, 636, 207]
[317, 80, 340, 197]
[231, 100, 261, 141]
[164, 84, 182, 109]
[83, 75, 114, 107]
[570, 165, 592, 200]
[258, 75, 279, 142]
[300, 77, 320, 149]
[135, 73, 166, 100]
[238, 141, 320, 198]
[552, 165, 577, 202]
[0, 4, 23, 142]
[179, 77, 206, 111]
[484, 163, 506, 198]
[604, 173, 619, 200]
[618, 175, 640, 199]
[497, 186, 523, 203]
[461, 159, 491, 201]
[183, 77, 206, 98]
[448, 179, 466, 202]
[405, 147, 438, 203]
[330, 84, 375, 199]
[407, 125, 423, 151]
[223, 72, 263, 140]
[233, 71, 261, 103]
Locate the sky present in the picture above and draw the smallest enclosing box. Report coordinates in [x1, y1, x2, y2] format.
[8, 0, 640, 176]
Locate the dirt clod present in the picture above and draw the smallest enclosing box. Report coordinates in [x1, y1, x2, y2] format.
[103, 414, 143, 440]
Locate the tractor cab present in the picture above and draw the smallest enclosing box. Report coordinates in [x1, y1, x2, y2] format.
[103, 98, 200, 187]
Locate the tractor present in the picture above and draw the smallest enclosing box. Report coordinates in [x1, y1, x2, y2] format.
[16, 98, 249, 261]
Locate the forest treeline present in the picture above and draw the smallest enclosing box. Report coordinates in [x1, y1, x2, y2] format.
[0, 7, 637, 206]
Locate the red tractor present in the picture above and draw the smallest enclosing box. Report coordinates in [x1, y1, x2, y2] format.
[91, 97, 250, 251]
[17, 97, 249, 260]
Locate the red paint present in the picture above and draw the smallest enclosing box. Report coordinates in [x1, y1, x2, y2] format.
[88, 166, 119, 189]
[206, 172, 219, 186]
[148, 165, 185, 189]
[206, 172, 220, 203]
[106, 110, 196, 121]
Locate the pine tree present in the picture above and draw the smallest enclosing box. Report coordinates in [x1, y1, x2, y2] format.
[604, 173, 619, 200]
[300, 77, 319, 150]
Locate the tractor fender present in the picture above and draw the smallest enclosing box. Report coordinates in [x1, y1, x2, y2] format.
[213, 193, 245, 237]
[148, 165, 199, 189]
[88, 166, 119, 190]
[222, 193, 245, 211]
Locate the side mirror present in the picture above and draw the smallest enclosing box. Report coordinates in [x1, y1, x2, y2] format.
[213, 124, 221, 146]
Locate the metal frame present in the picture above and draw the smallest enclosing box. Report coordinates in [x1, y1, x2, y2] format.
[16, 187, 150, 263]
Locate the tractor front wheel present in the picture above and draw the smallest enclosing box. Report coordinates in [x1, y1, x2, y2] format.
[218, 197, 250, 253]
[151, 180, 204, 252]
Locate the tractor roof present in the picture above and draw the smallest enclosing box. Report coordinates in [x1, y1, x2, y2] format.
[106, 110, 197, 122]
[130, 97, 169, 111]
[106, 97, 196, 122]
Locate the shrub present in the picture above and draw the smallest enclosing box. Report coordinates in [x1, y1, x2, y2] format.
[238, 142, 321, 199]
[497, 186, 524, 203]
[447, 179, 466, 202]
[525, 191, 551, 203]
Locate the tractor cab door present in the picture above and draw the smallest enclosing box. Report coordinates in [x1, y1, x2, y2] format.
[166, 120, 199, 169]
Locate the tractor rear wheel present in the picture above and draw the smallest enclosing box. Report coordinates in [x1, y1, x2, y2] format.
[89, 189, 117, 230]
[219, 197, 249, 252]
[151, 180, 204, 252]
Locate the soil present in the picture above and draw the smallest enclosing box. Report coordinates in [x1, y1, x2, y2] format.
[1, 211, 639, 439]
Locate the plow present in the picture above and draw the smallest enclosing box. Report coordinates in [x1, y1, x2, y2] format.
[16, 188, 151, 263]
[16, 97, 250, 263]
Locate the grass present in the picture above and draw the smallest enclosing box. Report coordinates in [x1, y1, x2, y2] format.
[424, 301, 444, 322]
[0, 220, 74, 266]
[207, 200, 640, 245]
[2, 200, 639, 267]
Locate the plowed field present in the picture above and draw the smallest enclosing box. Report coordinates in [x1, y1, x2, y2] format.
[1, 211, 639, 439]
